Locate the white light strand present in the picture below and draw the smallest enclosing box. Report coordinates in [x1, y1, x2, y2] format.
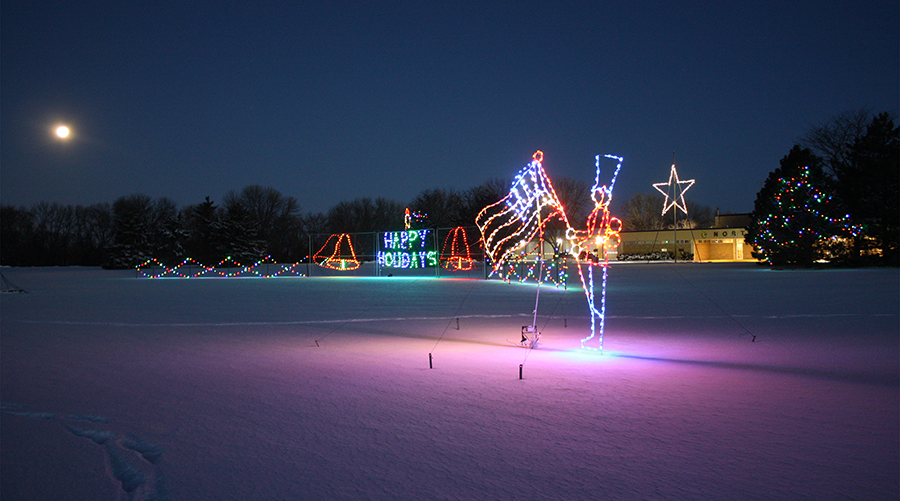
[653, 163, 695, 215]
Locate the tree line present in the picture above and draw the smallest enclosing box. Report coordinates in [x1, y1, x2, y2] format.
[3, 109, 894, 268]
[0, 181, 518, 268]
[1, 173, 706, 269]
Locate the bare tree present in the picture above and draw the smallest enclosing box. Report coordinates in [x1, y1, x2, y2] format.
[551, 177, 591, 229]
[463, 178, 511, 226]
[619, 192, 714, 231]
[326, 197, 404, 234]
[73, 203, 113, 265]
[0, 205, 35, 265]
[684, 200, 714, 228]
[223, 185, 303, 260]
[409, 188, 466, 229]
[799, 109, 872, 177]
[620, 192, 666, 230]
[302, 211, 329, 235]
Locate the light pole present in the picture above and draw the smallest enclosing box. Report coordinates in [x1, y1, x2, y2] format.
[652, 154, 695, 263]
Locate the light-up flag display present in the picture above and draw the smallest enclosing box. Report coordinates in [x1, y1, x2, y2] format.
[477, 151, 623, 352]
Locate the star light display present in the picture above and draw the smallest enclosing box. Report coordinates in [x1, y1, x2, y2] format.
[476, 151, 623, 352]
[652, 163, 695, 215]
[314, 234, 361, 270]
[440, 226, 474, 271]
[137, 256, 305, 278]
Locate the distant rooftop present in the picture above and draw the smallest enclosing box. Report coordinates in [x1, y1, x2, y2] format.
[714, 213, 752, 228]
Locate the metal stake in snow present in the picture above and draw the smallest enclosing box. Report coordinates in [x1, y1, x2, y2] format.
[428, 278, 478, 365]
[533, 243, 543, 327]
[524, 197, 545, 349]
[529, 240, 543, 347]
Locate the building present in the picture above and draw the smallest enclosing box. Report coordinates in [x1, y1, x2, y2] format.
[617, 214, 755, 261]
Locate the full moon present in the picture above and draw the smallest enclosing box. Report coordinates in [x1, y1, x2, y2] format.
[56, 125, 70, 138]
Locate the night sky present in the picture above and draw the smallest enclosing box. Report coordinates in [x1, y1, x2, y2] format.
[2, 1, 897, 216]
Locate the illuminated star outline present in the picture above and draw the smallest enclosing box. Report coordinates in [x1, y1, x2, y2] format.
[652, 164, 695, 215]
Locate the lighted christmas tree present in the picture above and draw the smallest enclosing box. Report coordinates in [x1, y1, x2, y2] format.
[747, 146, 859, 266]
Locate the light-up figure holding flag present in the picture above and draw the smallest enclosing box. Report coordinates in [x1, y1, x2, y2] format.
[476, 151, 623, 352]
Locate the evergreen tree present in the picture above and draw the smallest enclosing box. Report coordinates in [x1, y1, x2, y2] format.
[147, 198, 184, 265]
[838, 113, 899, 264]
[0, 205, 34, 266]
[217, 202, 267, 264]
[182, 197, 221, 264]
[746, 146, 859, 266]
[106, 194, 153, 269]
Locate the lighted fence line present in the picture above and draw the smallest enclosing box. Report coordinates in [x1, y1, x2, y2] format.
[136, 256, 305, 278]
[488, 254, 568, 287]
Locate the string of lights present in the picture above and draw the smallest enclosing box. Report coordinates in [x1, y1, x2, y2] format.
[404, 207, 427, 230]
[751, 165, 860, 265]
[488, 249, 568, 286]
[652, 163, 695, 215]
[440, 226, 474, 271]
[314, 234, 361, 270]
[477, 151, 624, 351]
[136, 256, 305, 278]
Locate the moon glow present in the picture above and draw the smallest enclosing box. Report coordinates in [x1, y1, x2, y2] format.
[56, 125, 70, 138]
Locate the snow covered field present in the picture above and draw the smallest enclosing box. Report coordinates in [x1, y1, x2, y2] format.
[2, 263, 897, 500]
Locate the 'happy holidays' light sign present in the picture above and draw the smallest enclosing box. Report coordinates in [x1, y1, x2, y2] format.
[377, 230, 437, 269]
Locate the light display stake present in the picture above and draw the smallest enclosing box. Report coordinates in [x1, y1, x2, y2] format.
[476, 151, 624, 352]
[440, 227, 474, 271]
[314, 234, 361, 270]
[377, 229, 437, 269]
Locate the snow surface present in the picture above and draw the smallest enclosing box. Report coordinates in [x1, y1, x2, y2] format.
[2, 263, 898, 500]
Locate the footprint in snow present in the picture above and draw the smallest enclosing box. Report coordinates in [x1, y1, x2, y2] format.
[1, 402, 170, 501]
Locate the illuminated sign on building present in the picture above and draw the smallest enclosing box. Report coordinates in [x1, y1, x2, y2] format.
[700, 229, 746, 239]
